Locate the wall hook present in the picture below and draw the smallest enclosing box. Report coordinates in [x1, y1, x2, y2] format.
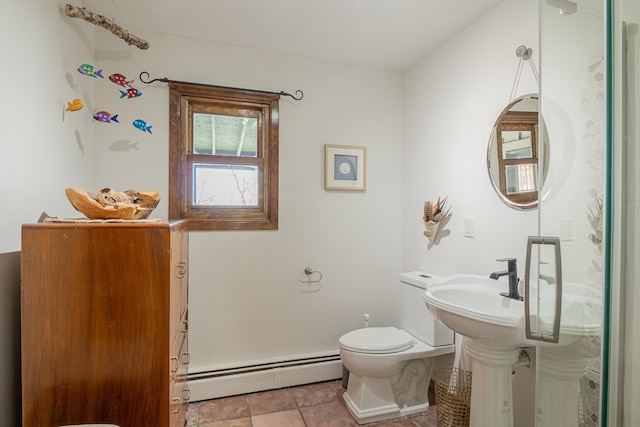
[515, 45, 533, 60]
[509, 44, 539, 102]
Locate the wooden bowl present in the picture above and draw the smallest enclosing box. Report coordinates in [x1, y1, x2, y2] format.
[65, 188, 161, 220]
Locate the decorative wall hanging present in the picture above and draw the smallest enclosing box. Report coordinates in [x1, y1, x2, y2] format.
[120, 87, 142, 99]
[64, 4, 150, 50]
[66, 98, 84, 112]
[93, 111, 119, 123]
[109, 73, 135, 87]
[423, 197, 452, 247]
[132, 119, 152, 133]
[324, 144, 367, 191]
[78, 63, 104, 79]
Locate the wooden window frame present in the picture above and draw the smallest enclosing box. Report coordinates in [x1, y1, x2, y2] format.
[495, 111, 539, 206]
[169, 82, 279, 230]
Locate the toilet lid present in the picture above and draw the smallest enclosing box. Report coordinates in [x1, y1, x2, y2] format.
[339, 327, 415, 354]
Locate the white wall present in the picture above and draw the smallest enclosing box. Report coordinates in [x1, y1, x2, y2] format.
[0, 1, 98, 423]
[0, 1, 96, 253]
[402, 0, 539, 277]
[92, 31, 404, 372]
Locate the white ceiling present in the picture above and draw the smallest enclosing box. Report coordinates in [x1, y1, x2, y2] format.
[79, 0, 504, 70]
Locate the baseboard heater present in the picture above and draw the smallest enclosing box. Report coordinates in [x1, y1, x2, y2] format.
[187, 352, 344, 402]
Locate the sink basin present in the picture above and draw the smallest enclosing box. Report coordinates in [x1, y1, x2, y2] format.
[423, 274, 526, 345]
[423, 274, 602, 351]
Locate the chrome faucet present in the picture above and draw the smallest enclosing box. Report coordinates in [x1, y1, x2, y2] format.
[490, 258, 523, 300]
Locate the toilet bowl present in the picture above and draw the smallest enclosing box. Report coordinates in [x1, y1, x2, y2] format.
[338, 272, 454, 424]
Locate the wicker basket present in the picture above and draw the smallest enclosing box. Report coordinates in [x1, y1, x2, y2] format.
[434, 366, 472, 427]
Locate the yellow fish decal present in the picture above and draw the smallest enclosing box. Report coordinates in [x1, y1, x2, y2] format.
[66, 98, 84, 112]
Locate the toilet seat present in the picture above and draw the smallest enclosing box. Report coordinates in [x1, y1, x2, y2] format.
[339, 327, 415, 354]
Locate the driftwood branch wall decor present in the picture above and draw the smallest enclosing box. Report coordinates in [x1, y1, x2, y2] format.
[64, 4, 149, 50]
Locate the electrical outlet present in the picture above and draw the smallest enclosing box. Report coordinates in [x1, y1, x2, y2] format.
[464, 217, 475, 238]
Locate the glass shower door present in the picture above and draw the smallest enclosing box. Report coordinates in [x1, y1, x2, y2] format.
[535, 1, 607, 425]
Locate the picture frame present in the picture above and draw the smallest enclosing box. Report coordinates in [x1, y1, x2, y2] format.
[324, 144, 367, 191]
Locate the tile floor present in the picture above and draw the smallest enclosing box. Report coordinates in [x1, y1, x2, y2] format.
[186, 380, 438, 427]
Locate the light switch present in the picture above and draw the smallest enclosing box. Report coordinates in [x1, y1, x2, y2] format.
[560, 218, 573, 241]
[464, 217, 475, 238]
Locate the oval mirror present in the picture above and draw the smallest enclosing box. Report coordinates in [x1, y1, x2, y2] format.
[487, 94, 549, 210]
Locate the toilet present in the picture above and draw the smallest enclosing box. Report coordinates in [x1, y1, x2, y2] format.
[338, 271, 454, 424]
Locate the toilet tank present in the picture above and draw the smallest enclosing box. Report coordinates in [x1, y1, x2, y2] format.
[400, 271, 454, 347]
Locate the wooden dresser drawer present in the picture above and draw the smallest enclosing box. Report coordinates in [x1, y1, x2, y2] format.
[21, 221, 189, 427]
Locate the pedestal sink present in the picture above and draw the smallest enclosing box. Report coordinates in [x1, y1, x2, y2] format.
[424, 275, 526, 427]
[423, 274, 601, 427]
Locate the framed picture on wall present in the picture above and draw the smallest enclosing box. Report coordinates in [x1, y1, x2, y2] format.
[324, 144, 367, 191]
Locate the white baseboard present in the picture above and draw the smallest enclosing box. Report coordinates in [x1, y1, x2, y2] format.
[188, 357, 344, 401]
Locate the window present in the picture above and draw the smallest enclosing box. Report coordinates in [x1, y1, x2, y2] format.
[495, 111, 539, 206]
[169, 82, 279, 230]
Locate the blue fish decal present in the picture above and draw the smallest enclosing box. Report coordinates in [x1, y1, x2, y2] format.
[93, 111, 119, 123]
[133, 119, 152, 134]
[120, 88, 142, 99]
[78, 64, 104, 79]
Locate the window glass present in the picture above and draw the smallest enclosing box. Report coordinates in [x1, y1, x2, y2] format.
[505, 163, 538, 194]
[192, 163, 258, 206]
[193, 113, 258, 157]
[501, 130, 533, 159]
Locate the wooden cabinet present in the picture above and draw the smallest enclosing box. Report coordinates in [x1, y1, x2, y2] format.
[21, 221, 189, 427]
